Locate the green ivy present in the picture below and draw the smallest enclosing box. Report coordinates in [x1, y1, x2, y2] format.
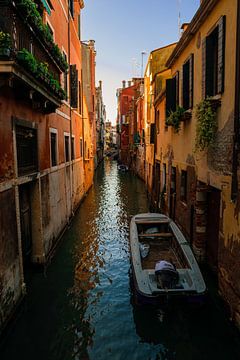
[195, 97, 217, 152]
[165, 106, 186, 133]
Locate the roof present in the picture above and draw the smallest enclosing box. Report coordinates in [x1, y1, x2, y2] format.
[166, 0, 218, 67]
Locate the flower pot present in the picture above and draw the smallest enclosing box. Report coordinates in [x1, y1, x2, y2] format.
[0, 47, 10, 58]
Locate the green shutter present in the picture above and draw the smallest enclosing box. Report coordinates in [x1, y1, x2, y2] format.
[41, 0, 51, 15]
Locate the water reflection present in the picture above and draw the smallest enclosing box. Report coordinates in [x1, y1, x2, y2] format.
[1, 160, 240, 360]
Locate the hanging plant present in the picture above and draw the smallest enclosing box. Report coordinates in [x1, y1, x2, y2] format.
[165, 106, 186, 133]
[195, 97, 217, 152]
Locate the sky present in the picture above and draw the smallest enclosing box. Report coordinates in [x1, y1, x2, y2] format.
[82, 0, 200, 124]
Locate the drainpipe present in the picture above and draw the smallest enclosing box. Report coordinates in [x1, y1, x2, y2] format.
[231, 0, 240, 200]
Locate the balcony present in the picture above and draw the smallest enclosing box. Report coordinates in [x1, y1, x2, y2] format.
[0, 0, 67, 112]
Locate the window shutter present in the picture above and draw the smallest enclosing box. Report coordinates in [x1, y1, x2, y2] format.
[175, 71, 179, 106]
[166, 78, 176, 116]
[70, 64, 78, 108]
[217, 15, 226, 94]
[202, 38, 206, 99]
[180, 67, 184, 107]
[150, 123, 155, 144]
[189, 53, 194, 108]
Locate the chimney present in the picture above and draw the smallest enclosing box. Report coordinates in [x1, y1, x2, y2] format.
[122, 80, 126, 88]
[128, 80, 132, 87]
[181, 23, 189, 33]
[99, 80, 102, 89]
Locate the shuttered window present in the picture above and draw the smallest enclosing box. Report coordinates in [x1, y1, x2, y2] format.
[180, 170, 187, 202]
[70, 64, 78, 108]
[202, 15, 226, 98]
[150, 123, 155, 144]
[182, 54, 194, 110]
[166, 72, 179, 116]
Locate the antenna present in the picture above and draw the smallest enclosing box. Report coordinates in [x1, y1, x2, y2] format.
[177, 0, 181, 39]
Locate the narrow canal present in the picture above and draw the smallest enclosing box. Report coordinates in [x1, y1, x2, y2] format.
[1, 160, 240, 360]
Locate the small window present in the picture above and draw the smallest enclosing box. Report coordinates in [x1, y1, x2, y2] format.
[69, 0, 74, 17]
[180, 170, 187, 202]
[71, 137, 75, 160]
[150, 123, 155, 144]
[80, 138, 83, 157]
[79, 81, 82, 114]
[171, 166, 176, 193]
[78, 14, 81, 39]
[64, 135, 70, 162]
[162, 164, 166, 192]
[156, 110, 160, 134]
[50, 131, 57, 166]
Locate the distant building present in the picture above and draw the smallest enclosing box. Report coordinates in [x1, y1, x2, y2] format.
[95, 81, 106, 166]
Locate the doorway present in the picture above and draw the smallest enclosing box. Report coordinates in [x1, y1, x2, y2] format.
[19, 184, 32, 264]
[206, 186, 221, 273]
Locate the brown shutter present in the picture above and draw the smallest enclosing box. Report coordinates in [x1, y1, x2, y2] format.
[70, 64, 78, 108]
[175, 71, 179, 106]
[202, 38, 206, 99]
[180, 67, 184, 107]
[189, 53, 194, 108]
[217, 15, 226, 94]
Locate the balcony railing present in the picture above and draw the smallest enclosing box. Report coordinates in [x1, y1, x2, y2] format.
[0, 0, 67, 112]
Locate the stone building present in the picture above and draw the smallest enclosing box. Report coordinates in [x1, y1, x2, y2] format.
[0, 0, 96, 333]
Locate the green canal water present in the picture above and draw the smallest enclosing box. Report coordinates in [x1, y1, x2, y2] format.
[1, 160, 240, 360]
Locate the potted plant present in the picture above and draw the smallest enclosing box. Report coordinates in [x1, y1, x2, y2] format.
[37, 61, 49, 81]
[165, 106, 186, 133]
[0, 31, 11, 58]
[17, 48, 38, 74]
[195, 97, 218, 152]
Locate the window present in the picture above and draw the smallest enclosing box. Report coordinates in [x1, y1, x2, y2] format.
[64, 135, 70, 162]
[150, 123, 155, 144]
[180, 170, 187, 202]
[78, 14, 81, 39]
[155, 110, 160, 134]
[203, 16, 226, 98]
[50, 130, 57, 166]
[80, 138, 83, 157]
[171, 166, 176, 193]
[166, 72, 179, 116]
[70, 64, 78, 108]
[162, 163, 166, 192]
[79, 81, 82, 114]
[69, 0, 74, 17]
[16, 125, 38, 175]
[182, 54, 194, 110]
[71, 137, 75, 160]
